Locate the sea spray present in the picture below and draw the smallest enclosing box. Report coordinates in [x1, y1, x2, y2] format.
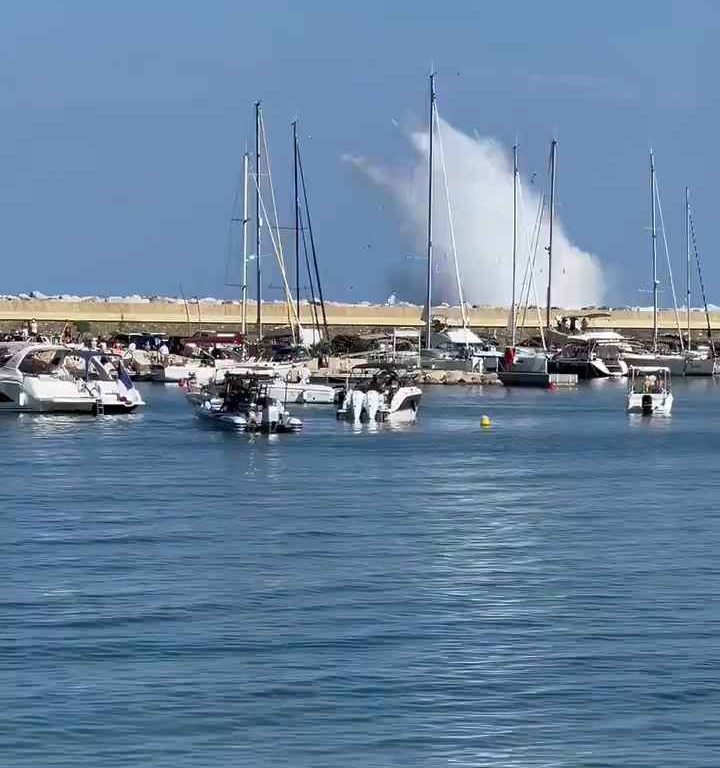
[345, 118, 605, 309]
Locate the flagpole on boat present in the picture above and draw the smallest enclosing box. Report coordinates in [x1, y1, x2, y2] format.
[424, 70, 436, 350]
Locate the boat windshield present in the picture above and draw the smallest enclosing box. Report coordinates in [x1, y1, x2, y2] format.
[630, 371, 668, 394]
[18, 349, 65, 375]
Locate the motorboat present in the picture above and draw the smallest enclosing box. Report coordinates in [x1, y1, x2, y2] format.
[190, 371, 303, 433]
[0, 344, 98, 413]
[184, 362, 339, 405]
[150, 350, 239, 385]
[225, 363, 338, 404]
[337, 365, 422, 423]
[549, 332, 629, 379]
[627, 366, 673, 415]
[67, 350, 145, 413]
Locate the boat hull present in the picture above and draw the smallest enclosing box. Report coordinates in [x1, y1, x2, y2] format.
[627, 392, 673, 415]
[548, 359, 610, 379]
[0, 378, 96, 413]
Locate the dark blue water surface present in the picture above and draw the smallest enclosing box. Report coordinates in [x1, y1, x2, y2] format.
[4, 380, 720, 767]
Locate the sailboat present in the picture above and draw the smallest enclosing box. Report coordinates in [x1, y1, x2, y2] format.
[622, 152, 690, 375]
[498, 142, 565, 386]
[681, 189, 717, 376]
[421, 73, 489, 372]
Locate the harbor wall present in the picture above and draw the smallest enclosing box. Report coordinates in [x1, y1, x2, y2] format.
[0, 300, 717, 337]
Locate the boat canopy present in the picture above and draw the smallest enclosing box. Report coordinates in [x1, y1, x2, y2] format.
[568, 331, 625, 343]
[437, 327, 483, 345]
[628, 365, 671, 374]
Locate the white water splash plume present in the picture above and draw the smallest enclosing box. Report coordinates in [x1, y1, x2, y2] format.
[344, 118, 605, 309]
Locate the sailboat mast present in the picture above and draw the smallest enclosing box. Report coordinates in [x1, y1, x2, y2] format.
[293, 120, 300, 317]
[650, 150, 658, 353]
[255, 101, 263, 342]
[685, 186, 691, 352]
[545, 139, 557, 329]
[424, 71, 436, 350]
[511, 143, 518, 347]
[241, 151, 249, 337]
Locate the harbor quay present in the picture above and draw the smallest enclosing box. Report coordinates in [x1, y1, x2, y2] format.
[0, 299, 716, 340]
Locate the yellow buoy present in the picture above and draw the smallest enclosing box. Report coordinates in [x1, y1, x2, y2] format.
[481, 415, 492, 428]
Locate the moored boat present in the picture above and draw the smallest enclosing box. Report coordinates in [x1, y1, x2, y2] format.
[0, 344, 98, 413]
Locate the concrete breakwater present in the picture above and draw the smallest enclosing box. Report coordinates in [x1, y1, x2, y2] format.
[0, 299, 717, 338]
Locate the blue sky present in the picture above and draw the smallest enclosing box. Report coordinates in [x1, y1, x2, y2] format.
[0, 0, 717, 306]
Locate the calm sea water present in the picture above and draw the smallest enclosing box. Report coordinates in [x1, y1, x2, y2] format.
[4, 380, 720, 767]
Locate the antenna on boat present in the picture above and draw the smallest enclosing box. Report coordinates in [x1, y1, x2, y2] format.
[424, 69, 436, 350]
[255, 101, 263, 342]
[511, 142, 518, 347]
[650, 149, 658, 353]
[545, 139, 557, 329]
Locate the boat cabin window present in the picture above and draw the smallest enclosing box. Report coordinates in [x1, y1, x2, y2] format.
[19, 350, 64, 375]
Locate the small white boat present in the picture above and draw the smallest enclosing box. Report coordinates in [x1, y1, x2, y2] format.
[0, 344, 98, 413]
[627, 366, 673, 415]
[191, 371, 303, 433]
[337, 366, 422, 423]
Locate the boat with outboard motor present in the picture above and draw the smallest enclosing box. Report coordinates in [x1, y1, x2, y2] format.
[627, 366, 673, 415]
[337, 364, 422, 423]
[189, 370, 303, 432]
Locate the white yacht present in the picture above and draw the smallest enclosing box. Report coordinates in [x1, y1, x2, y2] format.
[627, 366, 673, 415]
[337, 366, 422, 423]
[0, 344, 98, 413]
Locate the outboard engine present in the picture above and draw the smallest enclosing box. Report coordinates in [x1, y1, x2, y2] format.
[262, 400, 281, 431]
[351, 389, 365, 423]
[365, 389, 382, 423]
[641, 394, 653, 416]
